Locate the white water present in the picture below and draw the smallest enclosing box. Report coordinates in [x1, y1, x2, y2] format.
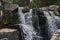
[30, 0, 33, 2]
[43, 11, 58, 37]
[25, 9, 33, 26]
[18, 8, 25, 24]
[18, 8, 40, 40]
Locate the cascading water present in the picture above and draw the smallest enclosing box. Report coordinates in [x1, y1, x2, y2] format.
[25, 9, 33, 26]
[17, 8, 40, 40]
[31, 9, 42, 38]
[18, 8, 25, 24]
[43, 11, 58, 38]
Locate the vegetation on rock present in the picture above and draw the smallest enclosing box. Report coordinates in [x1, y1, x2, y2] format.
[2, 0, 59, 7]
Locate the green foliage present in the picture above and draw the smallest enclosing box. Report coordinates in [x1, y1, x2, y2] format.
[13, 0, 23, 4]
[55, 0, 60, 6]
[2, 0, 13, 3]
[3, 19, 9, 24]
[29, 0, 58, 8]
[2, 0, 59, 7]
[40, 0, 58, 6]
[12, 0, 30, 6]
[29, 0, 41, 8]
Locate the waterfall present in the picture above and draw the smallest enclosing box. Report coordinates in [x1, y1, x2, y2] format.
[25, 9, 32, 26]
[17, 8, 40, 40]
[43, 11, 58, 37]
[55, 16, 60, 29]
[18, 8, 25, 24]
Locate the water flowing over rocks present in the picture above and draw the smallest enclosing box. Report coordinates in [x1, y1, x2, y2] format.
[39, 5, 60, 15]
[0, 3, 60, 40]
[17, 8, 41, 40]
[11, 7, 60, 40]
[43, 11, 59, 40]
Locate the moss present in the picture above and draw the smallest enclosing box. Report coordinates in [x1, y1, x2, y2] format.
[55, 0, 60, 6]
[3, 19, 9, 25]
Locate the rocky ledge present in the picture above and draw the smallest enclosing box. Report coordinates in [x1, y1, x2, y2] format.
[50, 29, 60, 40]
[0, 28, 19, 40]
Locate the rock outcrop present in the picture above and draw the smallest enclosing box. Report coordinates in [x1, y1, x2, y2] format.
[39, 5, 59, 11]
[39, 7, 48, 11]
[4, 3, 19, 11]
[48, 5, 59, 15]
[50, 29, 60, 40]
[39, 5, 60, 15]
[0, 28, 19, 40]
[48, 5, 59, 11]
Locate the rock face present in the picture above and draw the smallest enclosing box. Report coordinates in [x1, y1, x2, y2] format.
[39, 7, 48, 11]
[50, 29, 60, 40]
[39, 5, 59, 15]
[0, 28, 19, 40]
[48, 5, 59, 15]
[39, 5, 59, 11]
[48, 5, 59, 11]
[4, 3, 19, 11]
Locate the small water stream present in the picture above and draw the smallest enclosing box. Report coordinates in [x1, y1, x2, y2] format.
[43, 11, 58, 39]
[17, 8, 41, 40]
[14, 8, 60, 40]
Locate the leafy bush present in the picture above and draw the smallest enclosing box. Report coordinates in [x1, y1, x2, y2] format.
[29, 0, 41, 8]
[55, 0, 60, 6]
[2, 0, 13, 3]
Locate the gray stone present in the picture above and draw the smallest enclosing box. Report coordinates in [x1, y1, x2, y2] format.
[39, 7, 48, 11]
[0, 28, 19, 40]
[48, 5, 59, 11]
[50, 29, 60, 40]
[4, 3, 19, 11]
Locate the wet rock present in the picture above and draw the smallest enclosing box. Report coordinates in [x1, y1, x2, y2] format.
[50, 29, 60, 40]
[39, 7, 48, 11]
[48, 5, 59, 11]
[22, 6, 29, 13]
[48, 5, 60, 15]
[39, 5, 59, 11]
[0, 28, 19, 40]
[4, 3, 19, 11]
